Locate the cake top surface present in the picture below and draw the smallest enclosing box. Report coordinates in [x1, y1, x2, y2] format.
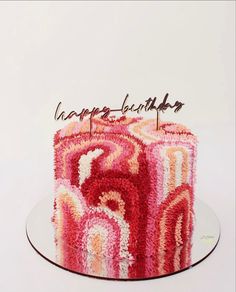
[54, 116, 197, 146]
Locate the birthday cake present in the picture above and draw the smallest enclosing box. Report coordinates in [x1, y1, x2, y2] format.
[53, 116, 197, 278]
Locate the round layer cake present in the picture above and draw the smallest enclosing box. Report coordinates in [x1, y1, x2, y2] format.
[53, 116, 197, 278]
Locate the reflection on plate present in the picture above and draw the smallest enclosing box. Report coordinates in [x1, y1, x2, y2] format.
[26, 197, 220, 280]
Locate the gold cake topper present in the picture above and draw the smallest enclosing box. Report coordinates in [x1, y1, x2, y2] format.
[54, 93, 184, 134]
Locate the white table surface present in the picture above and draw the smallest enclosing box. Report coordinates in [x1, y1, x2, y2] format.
[0, 2, 235, 292]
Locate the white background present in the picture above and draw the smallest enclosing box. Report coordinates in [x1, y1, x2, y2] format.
[0, 1, 235, 292]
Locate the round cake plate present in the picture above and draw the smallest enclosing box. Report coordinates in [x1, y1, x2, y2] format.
[26, 196, 220, 280]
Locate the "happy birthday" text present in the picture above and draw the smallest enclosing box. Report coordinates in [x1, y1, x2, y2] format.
[54, 93, 184, 133]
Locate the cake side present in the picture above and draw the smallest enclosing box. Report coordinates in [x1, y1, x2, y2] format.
[52, 116, 197, 278]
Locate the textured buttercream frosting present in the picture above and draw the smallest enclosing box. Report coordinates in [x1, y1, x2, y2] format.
[53, 116, 197, 278]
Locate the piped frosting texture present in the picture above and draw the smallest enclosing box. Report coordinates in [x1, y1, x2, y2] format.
[53, 116, 197, 278]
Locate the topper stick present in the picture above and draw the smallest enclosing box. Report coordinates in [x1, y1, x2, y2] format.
[156, 110, 160, 130]
[89, 117, 93, 137]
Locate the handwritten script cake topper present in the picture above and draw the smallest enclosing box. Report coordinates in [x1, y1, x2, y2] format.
[54, 93, 184, 135]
